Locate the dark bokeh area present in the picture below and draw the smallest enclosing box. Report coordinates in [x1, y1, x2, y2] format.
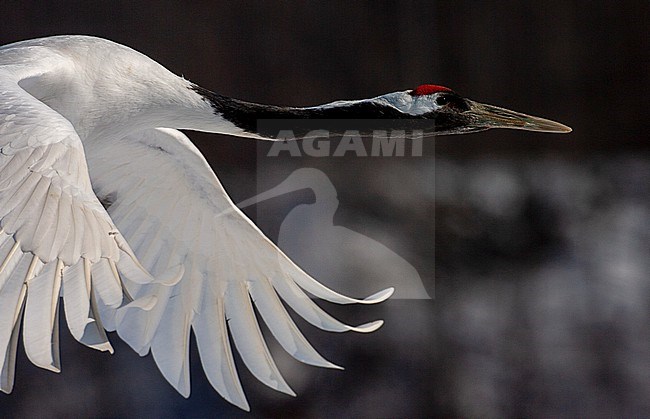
[0, 1, 649, 417]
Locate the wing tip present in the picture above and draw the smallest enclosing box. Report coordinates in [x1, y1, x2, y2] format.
[351, 319, 384, 333]
[25, 358, 61, 373]
[90, 342, 115, 354]
[230, 397, 251, 412]
[362, 287, 394, 304]
[44, 364, 61, 373]
[296, 354, 344, 370]
[324, 361, 344, 370]
[282, 385, 297, 397]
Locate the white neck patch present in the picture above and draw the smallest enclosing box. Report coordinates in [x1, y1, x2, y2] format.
[309, 90, 445, 116]
[372, 91, 441, 116]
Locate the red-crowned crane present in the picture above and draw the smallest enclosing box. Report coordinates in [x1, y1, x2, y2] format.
[0, 35, 571, 410]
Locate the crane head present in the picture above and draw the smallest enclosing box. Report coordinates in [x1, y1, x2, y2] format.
[399, 84, 572, 135]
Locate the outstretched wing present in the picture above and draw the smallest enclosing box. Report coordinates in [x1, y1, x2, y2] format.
[87, 128, 393, 410]
[0, 77, 178, 393]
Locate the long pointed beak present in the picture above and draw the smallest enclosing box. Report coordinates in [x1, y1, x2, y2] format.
[465, 100, 572, 133]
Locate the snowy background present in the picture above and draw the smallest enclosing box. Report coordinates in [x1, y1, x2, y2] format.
[0, 1, 648, 417]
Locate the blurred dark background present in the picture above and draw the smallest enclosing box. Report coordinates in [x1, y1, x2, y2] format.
[1, 1, 649, 417]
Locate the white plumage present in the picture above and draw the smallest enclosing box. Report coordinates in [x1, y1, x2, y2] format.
[0, 35, 393, 410]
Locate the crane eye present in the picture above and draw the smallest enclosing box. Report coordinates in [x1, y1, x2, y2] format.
[435, 95, 450, 106]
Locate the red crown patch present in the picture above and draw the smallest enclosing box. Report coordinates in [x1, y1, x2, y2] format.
[410, 84, 453, 96]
